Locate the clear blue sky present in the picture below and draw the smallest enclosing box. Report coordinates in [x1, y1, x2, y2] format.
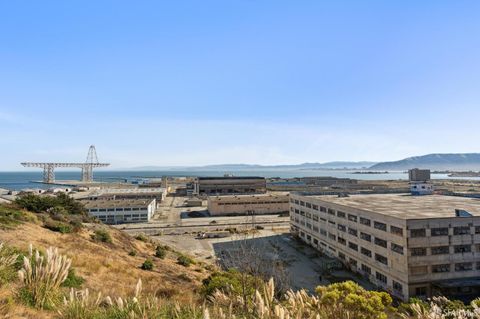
[1, 1, 479, 170]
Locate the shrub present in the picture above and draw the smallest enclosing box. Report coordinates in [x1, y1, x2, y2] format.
[128, 250, 137, 256]
[155, 246, 166, 259]
[201, 269, 257, 297]
[141, 259, 154, 271]
[177, 254, 194, 267]
[91, 229, 112, 243]
[18, 245, 71, 309]
[0, 204, 38, 229]
[44, 220, 73, 234]
[135, 233, 149, 242]
[62, 268, 85, 289]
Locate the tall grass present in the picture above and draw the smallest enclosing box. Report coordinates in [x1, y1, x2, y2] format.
[17, 244, 71, 309]
[0, 242, 19, 286]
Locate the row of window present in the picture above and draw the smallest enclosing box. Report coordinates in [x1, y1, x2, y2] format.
[293, 216, 405, 255]
[291, 199, 404, 237]
[410, 226, 480, 237]
[411, 244, 479, 256]
[89, 207, 146, 212]
[216, 200, 287, 206]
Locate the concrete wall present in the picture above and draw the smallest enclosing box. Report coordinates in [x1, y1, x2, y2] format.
[208, 193, 289, 216]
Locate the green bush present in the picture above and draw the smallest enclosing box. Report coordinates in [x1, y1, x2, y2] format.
[141, 258, 154, 271]
[128, 250, 137, 256]
[201, 269, 258, 297]
[44, 220, 73, 234]
[155, 246, 166, 259]
[135, 233, 149, 242]
[0, 204, 38, 229]
[61, 268, 85, 288]
[177, 254, 194, 267]
[91, 229, 112, 243]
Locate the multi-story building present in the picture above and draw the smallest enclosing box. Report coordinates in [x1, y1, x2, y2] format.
[191, 176, 266, 196]
[290, 193, 480, 301]
[208, 193, 289, 216]
[83, 199, 156, 224]
[81, 187, 166, 203]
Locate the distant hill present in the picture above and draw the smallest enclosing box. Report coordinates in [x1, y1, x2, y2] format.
[369, 153, 480, 171]
[129, 161, 377, 171]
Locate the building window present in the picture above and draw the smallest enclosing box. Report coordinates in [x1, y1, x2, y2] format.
[411, 248, 427, 256]
[348, 242, 358, 251]
[454, 245, 471, 253]
[391, 243, 404, 255]
[338, 224, 346, 232]
[328, 220, 336, 226]
[454, 226, 470, 235]
[361, 247, 372, 257]
[432, 264, 450, 273]
[320, 206, 326, 213]
[312, 225, 319, 232]
[373, 221, 387, 231]
[320, 229, 327, 236]
[431, 246, 449, 255]
[306, 203, 312, 208]
[312, 215, 319, 221]
[431, 227, 449, 236]
[393, 281, 403, 293]
[348, 228, 358, 237]
[375, 253, 388, 265]
[376, 272, 387, 284]
[300, 201, 305, 206]
[338, 252, 346, 260]
[374, 237, 387, 248]
[348, 214, 357, 222]
[328, 233, 336, 241]
[337, 211, 346, 218]
[360, 217, 371, 226]
[327, 208, 335, 215]
[410, 266, 428, 275]
[390, 226, 403, 236]
[349, 258, 358, 267]
[455, 262, 473, 272]
[415, 287, 427, 296]
[338, 237, 347, 245]
[360, 232, 371, 242]
[410, 228, 426, 238]
[294, 200, 299, 205]
[475, 226, 480, 234]
[312, 204, 319, 210]
[361, 264, 371, 275]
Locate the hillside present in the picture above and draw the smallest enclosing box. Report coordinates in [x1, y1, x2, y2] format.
[0, 201, 209, 318]
[370, 153, 480, 171]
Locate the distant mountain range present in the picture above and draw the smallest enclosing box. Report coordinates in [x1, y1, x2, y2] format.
[129, 161, 377, 171]
[127, 153, 480, 172]
[370, 153, 480, 171]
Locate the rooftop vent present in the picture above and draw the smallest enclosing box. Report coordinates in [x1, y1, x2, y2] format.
[455, 209, 473, 217]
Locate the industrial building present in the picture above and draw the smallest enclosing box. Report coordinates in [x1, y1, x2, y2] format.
[83, 199, 156, 224]
[80, 187, 166, 204]
[208, 193, 289, 216]
[290, 193, 480, 301]
[190, 176, 266, 196]
[409, 169, 434, 195]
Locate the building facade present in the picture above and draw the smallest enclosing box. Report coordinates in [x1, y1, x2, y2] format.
[83, 199, 156, 224]
[290, 193, 480, 301]
[192, 176, 267, 196]
[208, 193, 289, 216]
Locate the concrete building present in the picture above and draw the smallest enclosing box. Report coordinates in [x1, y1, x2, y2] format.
[208, 193, 289, 216]
[409, 169, 434, 195]
[290, 193, 480, 301]
[83, 199, 156, 224]
[191, 176, 266, 196]
[81, 187, 166, 203]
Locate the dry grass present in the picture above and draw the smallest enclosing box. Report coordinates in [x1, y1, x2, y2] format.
[0, 222, 207, 306]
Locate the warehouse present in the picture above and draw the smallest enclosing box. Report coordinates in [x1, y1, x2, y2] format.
[208, 193, 289, 216]
[83, 198, 156, 224]
[191, 176, 266, 196]
[290, 193, 480, 301]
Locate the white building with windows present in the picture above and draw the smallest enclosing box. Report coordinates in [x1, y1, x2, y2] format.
[83, 199, 156, 224]
[290, 193, 480, 301]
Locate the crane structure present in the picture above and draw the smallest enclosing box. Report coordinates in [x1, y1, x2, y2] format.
[21, 145, 110, 183]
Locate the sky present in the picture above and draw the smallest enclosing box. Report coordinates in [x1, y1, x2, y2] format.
[1, 1, 480, 170]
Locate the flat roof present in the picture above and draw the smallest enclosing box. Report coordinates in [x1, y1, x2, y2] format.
[198, 176, 265, 180]
[209, 193, 289, 200]
[297, 194, 480, 219]
[93, 188, 166, 195]
[82, 199, 154, 209]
